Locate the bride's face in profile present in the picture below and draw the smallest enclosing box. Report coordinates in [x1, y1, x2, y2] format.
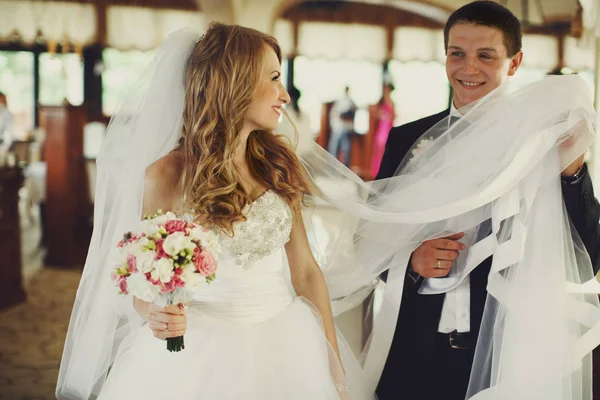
[243, 45, 290, 134]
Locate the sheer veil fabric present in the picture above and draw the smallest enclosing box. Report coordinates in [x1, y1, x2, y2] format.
[57, 30, 198, 399]
[304, 75, 600, 399]
[56, 28, 600, 400]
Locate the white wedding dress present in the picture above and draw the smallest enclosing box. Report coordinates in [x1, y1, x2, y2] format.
[97, 190, 347, 399]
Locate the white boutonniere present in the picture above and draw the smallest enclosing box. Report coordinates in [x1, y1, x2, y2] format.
[411, 136, 435, 158]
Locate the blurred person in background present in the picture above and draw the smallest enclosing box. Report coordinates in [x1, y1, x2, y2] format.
[0, 92, 13, 151]
[328, 86, 356, 166]
[370, 83, 396, 179]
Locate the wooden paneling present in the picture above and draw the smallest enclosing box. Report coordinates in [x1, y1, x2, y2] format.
[39, 105, 91, 268]
[0, 168, 26, 310]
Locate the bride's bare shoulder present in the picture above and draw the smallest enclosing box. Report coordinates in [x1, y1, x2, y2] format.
[146, 150, 184, 182]
[143, 150, 184, 214]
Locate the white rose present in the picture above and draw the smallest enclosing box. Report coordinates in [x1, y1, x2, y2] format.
[139, 220, 160, 237]
[136, 250, 155, 273]
[127, 241, 144, 257]
[189, 227, 222, 259]
[203, 231, 222, 257]
[181, 268, 206, 291]
[151, 258, 174, 283]
[151, 214, 168, 225]
[126, 273, 160, 302]
[188, 226, 207, 242]
[152, 211, 178, 226]
[162, 232, 194, 256]
[164, 211, 178, 221]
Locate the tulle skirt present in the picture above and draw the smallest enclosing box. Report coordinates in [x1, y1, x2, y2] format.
[98, 298, 345, 399]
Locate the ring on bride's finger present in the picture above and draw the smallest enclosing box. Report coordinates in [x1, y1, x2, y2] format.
[164, 323, 168, 331]
[436, 260, 442, 269]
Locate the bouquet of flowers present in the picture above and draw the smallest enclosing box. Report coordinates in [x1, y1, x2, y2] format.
[112, 210, 221, 352]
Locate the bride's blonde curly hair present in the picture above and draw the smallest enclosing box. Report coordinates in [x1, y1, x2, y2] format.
[178, 22, 309, 233]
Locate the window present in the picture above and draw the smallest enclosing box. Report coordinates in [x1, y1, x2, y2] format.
[102, 48, 156, 115]
[388, 60, 449, 125]
[39, 53, 84, 106]
[0, 51, 34, 140]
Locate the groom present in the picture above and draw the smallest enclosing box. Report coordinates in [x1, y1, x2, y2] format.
[375, 2, 600, 399]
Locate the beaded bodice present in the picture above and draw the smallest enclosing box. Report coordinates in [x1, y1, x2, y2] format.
[218, 190, 293, 269]
[190, 190, 295, 320]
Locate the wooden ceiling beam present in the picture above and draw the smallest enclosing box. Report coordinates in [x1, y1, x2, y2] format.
[41, 0, 200, 11]
[280, 0, 572, 35]
[281, 1, 443, 29]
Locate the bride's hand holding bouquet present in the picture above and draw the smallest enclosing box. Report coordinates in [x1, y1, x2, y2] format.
[112, 210, 221, 352]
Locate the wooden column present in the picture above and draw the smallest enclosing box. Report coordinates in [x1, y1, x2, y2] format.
[83, 44, 104, 119]
[0, 168, 26, 309]
[33, 49, 40, 127]
[286, 55, 295, 91]
[39, 105, 91, 267]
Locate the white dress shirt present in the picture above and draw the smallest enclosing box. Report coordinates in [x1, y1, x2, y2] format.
[438, 103, 471, 334]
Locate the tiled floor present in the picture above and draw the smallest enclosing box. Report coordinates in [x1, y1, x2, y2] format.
[0, 268, 80, 399]
[0, 207, 80, 400]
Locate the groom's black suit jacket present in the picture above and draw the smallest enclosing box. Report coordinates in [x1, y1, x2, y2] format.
[374, 109, 600, 400]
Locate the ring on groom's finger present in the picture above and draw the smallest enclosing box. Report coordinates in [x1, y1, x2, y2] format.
[436, 260, 443, 269]
[164, 323, 169, 331]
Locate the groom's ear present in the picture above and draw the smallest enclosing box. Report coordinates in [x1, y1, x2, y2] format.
[507, 51, 523, 77]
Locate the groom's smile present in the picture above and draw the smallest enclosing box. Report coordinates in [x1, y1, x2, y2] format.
[456, 79, 485, 88]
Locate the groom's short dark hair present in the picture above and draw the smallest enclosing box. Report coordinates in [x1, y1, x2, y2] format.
[444, 1, 522, 57]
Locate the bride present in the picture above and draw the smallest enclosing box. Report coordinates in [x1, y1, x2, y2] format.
[56, 24, 362, 399]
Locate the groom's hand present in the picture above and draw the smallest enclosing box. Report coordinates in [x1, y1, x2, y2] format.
[559, 119, 589, 177]
[410, 233, 466, 278]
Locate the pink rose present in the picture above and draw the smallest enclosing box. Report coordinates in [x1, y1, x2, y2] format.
[127, 254, 138, 273]
[155, 240, 168, 260]
[161, 280, 175, 293]
[161, 275, 184, 293]
[117, 276, 128, 294]
[173, 268, 186, 288]
[194, 249, 217, 277]
[174, 274, 186, 289]
[165, 220, 188, 234]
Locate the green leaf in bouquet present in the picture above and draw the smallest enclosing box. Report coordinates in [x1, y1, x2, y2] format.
[116, 264, 129, 276]
[143, 209, 165, 220]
